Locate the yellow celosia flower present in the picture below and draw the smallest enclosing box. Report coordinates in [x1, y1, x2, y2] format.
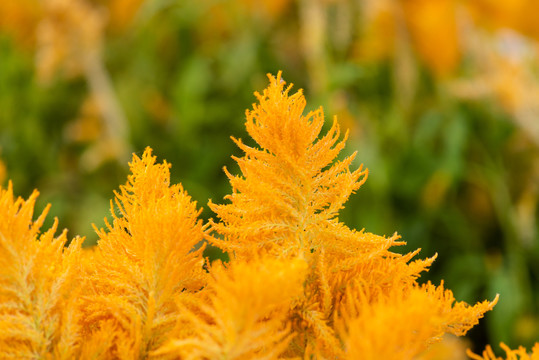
[80, 147, 207, 358]
[467, 342, 539, 360]
[0, 182, 83, 358]
[208, 72, 501, 359]
[209, 71, 371, 260]
[339, 282, 498, 360]
[154, 257, 307, 359]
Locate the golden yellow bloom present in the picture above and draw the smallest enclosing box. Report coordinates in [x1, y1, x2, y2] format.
[209, 72, 500, 358]
[339, 282, 498, 360]
[154, 257, 307, 359]
[80, 147, 207, 358]
[209, 71, 371, 260]
[467, 342, 539, 360]
[0, 182, 83, 358]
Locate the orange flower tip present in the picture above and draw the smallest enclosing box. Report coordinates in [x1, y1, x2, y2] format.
[270, 70, 284, 82]
[490, 293, 500, 307]
[465, 348, 482, 360]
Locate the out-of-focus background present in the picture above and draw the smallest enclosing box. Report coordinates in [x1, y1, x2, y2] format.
[0, 0, 537, 353]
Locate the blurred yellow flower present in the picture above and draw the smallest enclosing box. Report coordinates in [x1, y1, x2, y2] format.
[356, 0, 460, 76]
[0, 0, 148, 51]
[354, 0, 395, 62]
[402, 0, 460, 76]
[0, 183, 83, 358]
[466, 0, 539, 41]
[0, 0, 41, 48]
[449, 27, 539, 147]
[155, 257, 307, 359]
[36, 0, 106, 82]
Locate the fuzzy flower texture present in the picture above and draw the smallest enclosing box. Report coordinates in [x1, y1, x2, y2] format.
[1, 72, 537, 359]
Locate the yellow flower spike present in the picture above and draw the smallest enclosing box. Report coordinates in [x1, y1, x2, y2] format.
[338, 282, 498, 360]
[0, 182, 83, 358]
[208, 73, 500, 359]
[467, 342, 539, 360]
[81, 147, 207, 358]
[209, 71, 372, 261]
[153, 257, 308, 360]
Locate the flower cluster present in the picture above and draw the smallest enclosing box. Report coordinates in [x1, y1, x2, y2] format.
[0, 73, 535, 359]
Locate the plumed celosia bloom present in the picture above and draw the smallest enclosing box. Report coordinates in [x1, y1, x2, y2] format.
[209, 71, 379, 260]
[79, 148, 207, 358]
[468, 343, 539, 360]
[339, 282, 498, 360]
[0, 182, 83, 359]
[154, 257, 307, 360]
[208, 72, 500, 359]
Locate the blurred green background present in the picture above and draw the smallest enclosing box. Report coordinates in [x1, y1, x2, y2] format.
[0, 0, 537, 354]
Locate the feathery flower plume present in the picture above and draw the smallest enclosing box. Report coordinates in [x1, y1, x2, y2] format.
[0, 182, 83, 358]
[80, 148, 207, 358]
[209, 72, 499, 358]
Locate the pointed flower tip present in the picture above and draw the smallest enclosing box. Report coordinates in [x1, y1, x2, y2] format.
[267, 71, 293, 95]
[269, 70, 284, 84]
[490, 293, 500, 307]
